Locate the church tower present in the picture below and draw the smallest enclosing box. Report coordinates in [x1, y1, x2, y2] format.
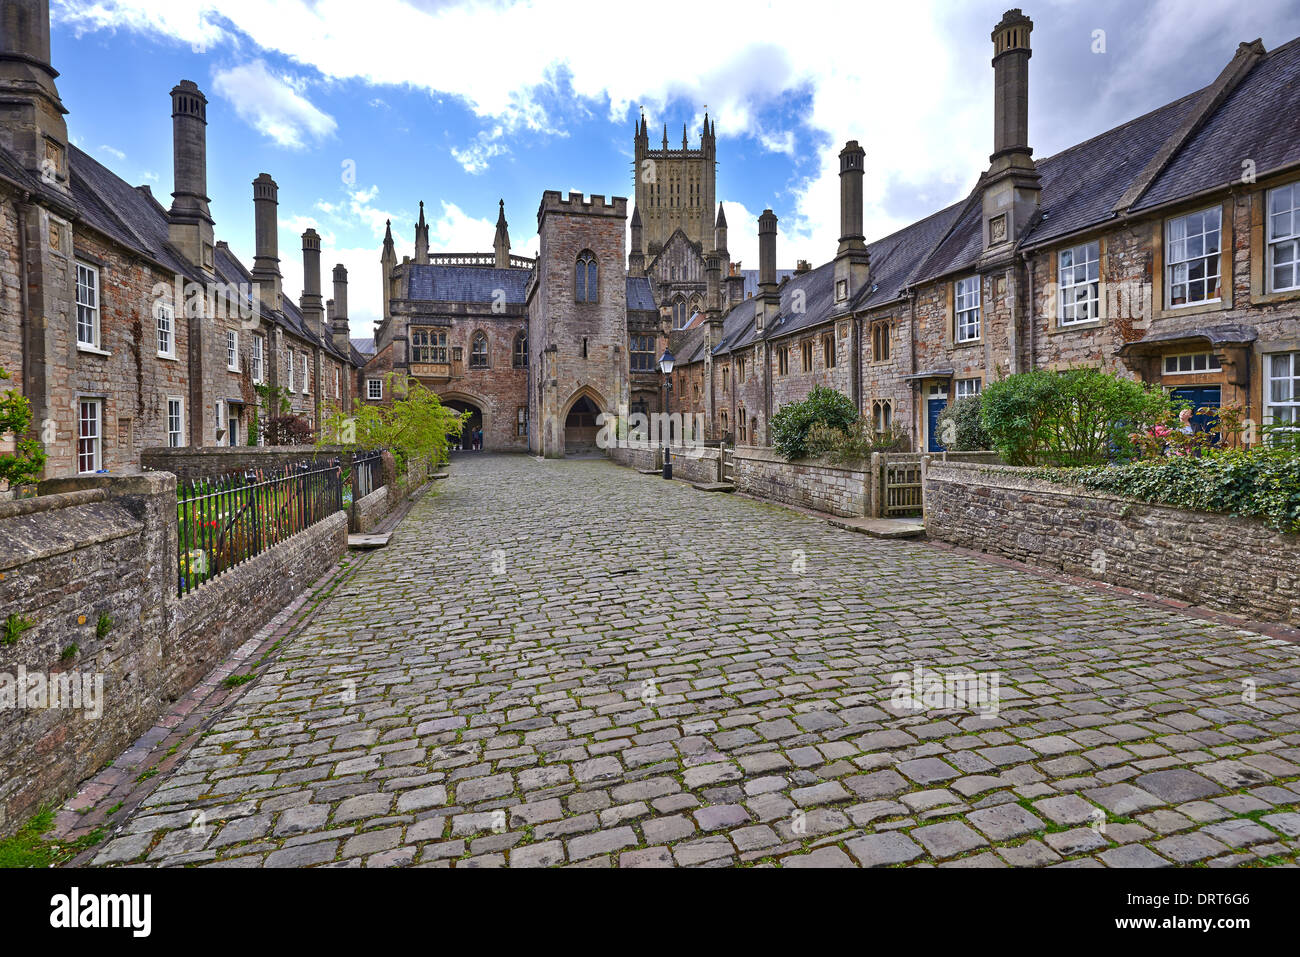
[632, 111, 716, 259]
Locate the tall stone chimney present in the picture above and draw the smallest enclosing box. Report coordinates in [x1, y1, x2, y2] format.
[300, 228, 325, 337]
[0, 0, 69, 198]
[332, 264, 351, 354]
[493, 199, 511, 268]
[628, 205, 645, 277]
[982, 9, 1041, 253]
[167, 80, 214, 272]
[834, 141, 870, 305]
[756, 209, 779, 331]
[251, 173, 282, 312]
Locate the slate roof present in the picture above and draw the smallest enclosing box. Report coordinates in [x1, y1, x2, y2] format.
[740, 268, 795, 299]
[406, 264, 531, 304]
[1134, 36, 1300, 211]
[626, 275, 656, 312]
[0, 145, 41, 192]
[351, 337, 376, 355]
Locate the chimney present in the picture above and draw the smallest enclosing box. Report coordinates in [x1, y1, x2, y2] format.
[983, 9, 1041, 252]
[493, 199, 511, 268]
[332, 264, 351, 354]
[834, 140, 870, 304]
[726, 259, 745, 309]
[0, 0, 70, 197]
[251, 173, 282, 312]
[165, 81, 214, 271]
[628, 205, 646, 277]
[301, 228, 325, 338]
[757, 209, 779, 331]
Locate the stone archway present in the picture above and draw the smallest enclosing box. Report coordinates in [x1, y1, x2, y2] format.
[559, 386, 609, 457]
[441, 395, 484, 451]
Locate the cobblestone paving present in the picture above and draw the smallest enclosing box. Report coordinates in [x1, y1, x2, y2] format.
[93, 453, 1300, 868]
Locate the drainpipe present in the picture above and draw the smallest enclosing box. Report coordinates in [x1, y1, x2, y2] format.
[852, 312, 862, 418]
[16, 193, 39, 465]
[1022, 249, 1036, 372]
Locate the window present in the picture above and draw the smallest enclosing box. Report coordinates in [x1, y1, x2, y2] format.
[367, 378, 383, 401]
[738, 406, 748, 443]
[214, 400, 224, 442]
[1166, 207, 1222, 307]
[1266, 352, 1299, 431]
[871, 320, 892, 362]
[470, 332, 489, 369]
[955, 377, 982, 399]
[721, 366, 729, 394]
[286, 350, 295, 392]
[301, 354, 310, 393]
[801, 341, 813, 373]
[672, 297, 688, 330]
[156, 301, 174, 358]
[955, 276, 981, 343]
[517, 405, 528, 437]
[77, 399, 102, 473]
[335, 367, 341, 399]
[252, 336, 265, 383]
[872, 399, 892, 434]
[777, 347, 789, 376]
[575, 250, 598, 302]
[720, 410, 728, 434]
[1268, 182, 1299, 293]
[412, 328, 448, 363]
[1058, 241, 1100, 324]
[76, 262, 100, 348]
[823, 336, 836, 369]
[167, 397, 185, 447]
[1163, 352, 1222, 375]
[513, 331, 528, 368]
[227, 408, 239, 447]
[226, 330, 239, 371]
[738, 357, 747, 382]
[630, 335, 655, 372]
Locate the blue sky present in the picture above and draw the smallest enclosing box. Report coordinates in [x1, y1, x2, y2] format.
[50, 0, 1300, 334]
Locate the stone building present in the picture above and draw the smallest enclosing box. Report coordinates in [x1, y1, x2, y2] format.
[0, 0, 359, 480]
[667, 9, 1300, 456]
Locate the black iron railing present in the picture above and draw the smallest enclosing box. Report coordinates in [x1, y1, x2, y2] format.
[349, 450, 383, 505]
[177, 461, 342, 597]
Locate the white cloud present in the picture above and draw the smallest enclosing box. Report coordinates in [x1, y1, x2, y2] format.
[210, 59, 337, 149]
[98, 144, 126, 161]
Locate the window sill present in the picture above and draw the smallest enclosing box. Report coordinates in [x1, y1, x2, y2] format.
[1156, 299, 1227, 320]
[1050, 319, 1103, 335]
[1253, 287, 1300, 306]
[77, 344, 111, 357]
[157, 352, 178, 361]
[952, 339, 983, 349]
[227, 365, 240, 373]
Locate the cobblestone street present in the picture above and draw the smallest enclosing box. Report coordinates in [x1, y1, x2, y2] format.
[92, 453, 1300, 868]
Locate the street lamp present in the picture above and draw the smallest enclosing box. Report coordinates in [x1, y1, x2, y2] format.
[659, 349, 675, 479]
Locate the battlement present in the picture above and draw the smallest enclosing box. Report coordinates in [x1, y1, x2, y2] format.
[537, 190, 627, 223]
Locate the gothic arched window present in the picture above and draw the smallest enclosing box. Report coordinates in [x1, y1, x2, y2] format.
[672, 297, 687, 329]
[513, 330, 528, 368]
[470, 331, 489, 369]
[575, 250, 598, 302]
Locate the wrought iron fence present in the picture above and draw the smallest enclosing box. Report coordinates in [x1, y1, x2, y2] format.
[349, 450, 383, 505]
[177, 460, 342, 597]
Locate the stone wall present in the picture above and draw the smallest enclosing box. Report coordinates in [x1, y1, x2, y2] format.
[666, 445, 721, 484]
[352, 486, 389, 534]
[141, 444, 349, 482]
[608, 445, 659, 471]
[732, 446, 869, 518]
[0, 471, 347, 836]
[925, 461, 1300, 627]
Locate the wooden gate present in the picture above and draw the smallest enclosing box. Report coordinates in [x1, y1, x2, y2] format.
[721, 445, 736, 484]
[882, 459, 924, 516]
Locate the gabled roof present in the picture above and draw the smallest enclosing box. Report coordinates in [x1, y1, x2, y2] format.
[646, 227, 703, 275]
[406, 264, 531, 304]
[626, 275, 656, 312]
[351, 337, 376, 355]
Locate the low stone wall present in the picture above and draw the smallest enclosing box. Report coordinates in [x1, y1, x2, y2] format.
[141, 445, 348, 482]
[667, 446, 721, 485]
[608, 445, 660, 472]
[925, 462, 1300, 627]
[0, 471, 347, 836]
[732, 446, 868, 518]
[352, 486, 390, 534]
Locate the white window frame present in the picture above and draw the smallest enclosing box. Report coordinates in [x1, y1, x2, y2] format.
[1166, 206, 1222, 308]
[286, 350, 296, 392]
[76, 262, 101, 350]
[1265, 352, 1299, 433]
[301, 353, 310, 393]
[252, 336, 265, 383]
[77, 398, 102, 474]
[156, 300, 175, 359]
[226, 330, 239, 372]
[955, 377, 982, 399]
[1267, 182, 1299, 294]
[335, 367, 341, 399]
[367, 378, 383, 401]
[955, 276, 981, 343]
[1162, 352, 1223, 376]
[215, 400, 224, 442]
[166, 397, 185, 448]
[1058, 241, 1100, 325]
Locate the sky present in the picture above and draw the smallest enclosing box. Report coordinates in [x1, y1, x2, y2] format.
[48, 0, 1300, 336]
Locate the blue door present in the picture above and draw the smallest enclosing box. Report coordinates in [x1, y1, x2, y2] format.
[1171, 386, 1221, 436]
[928, 398, 948, 452]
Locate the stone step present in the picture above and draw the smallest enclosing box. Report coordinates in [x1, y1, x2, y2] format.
[827, 516, 926, 539]
[692, 482, 736, 493]
[348, 532, 392, 550]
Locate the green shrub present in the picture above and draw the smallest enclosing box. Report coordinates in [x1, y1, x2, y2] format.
[1, 365, 45, 488]
[1037, 448, 1300, 534]
[980, 368, 1171, 466]
[806, 419, 911, 462]
[770, 386, 857, 460]
[935, 395, 990, 451]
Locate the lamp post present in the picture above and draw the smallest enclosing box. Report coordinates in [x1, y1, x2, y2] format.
[659, 348, 675, 479]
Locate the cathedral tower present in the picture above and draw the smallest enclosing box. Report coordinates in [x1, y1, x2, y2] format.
[632, 111, 716, 259]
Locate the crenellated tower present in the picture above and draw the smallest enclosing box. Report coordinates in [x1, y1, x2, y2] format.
[632, 110, 716, 259]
